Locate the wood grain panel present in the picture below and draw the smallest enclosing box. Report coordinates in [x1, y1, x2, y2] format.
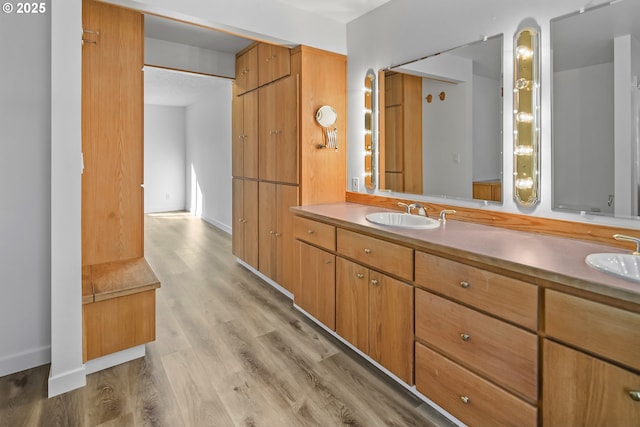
[416, 290, 538, 401]
[335, 257, 369, 354]
[294, 46, 347, 205]
[415, 250, 538, 330]
[275, 183, 299, 292]
[369, 272, 414, 385]
[235, 43, 257, 95]
[82, 0, 143, 265]
[346, 191, 639, 249]
[298, 242, 336, 330]
[257, 43, 290, 87]
[543, 339, 640, 426]
[545, 289, 640, 371]
[416, 342, 537, 427]
[337, 228, 413, 281]
[91, 257, 160, 302]
[293, 216, 336, 251]
[83, 290, 156, 361]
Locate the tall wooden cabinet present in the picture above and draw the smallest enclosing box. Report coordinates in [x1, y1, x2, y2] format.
[81, 0, 159, 363]
[232, 42, 346, 296]
[232, 178, 258, 269]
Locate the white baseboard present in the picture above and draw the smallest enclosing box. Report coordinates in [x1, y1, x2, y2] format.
[235, 259, 294, 300]
[85, 344, 146, 375]
[48, 364, 86, 397]
[202, 215, 232, 235]
[0, 345, 51, 377]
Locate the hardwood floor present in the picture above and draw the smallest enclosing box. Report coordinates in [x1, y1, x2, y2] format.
[0, 212, 455, 427]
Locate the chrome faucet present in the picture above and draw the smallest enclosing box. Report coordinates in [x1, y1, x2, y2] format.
[613, 234, 640, 255]
[439, 209, 456, 223]
[398, 202, 425, 215]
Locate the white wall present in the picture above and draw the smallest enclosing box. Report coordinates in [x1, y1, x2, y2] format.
[553, 62, 614, 213]
[185, 83, 233, 233]
[144, 105, 187, 213]
[0, 1, 55, 377]
[473, 74, 502, 182]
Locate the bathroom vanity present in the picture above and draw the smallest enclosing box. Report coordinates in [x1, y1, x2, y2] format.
[291, 201, 640, 427]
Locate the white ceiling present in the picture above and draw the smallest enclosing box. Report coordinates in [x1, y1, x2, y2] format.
[144, 0, 391, 106]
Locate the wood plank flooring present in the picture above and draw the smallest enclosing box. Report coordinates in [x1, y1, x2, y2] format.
[0, 212, 455, 426]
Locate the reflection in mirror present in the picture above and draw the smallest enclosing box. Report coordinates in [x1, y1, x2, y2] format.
[552, 0, 640, 218]
[378, 34, 503, 203]
[364, 70, 377, 190]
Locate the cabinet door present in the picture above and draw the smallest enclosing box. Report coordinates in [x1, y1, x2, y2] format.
[235, 44, 257, 95]
[275, 184, 298, 291]
[369, 272, 414, 384]
[543, 339, 640, 426]
[298, 242, 335, 329]
[232, 91, 258, 179]
[231, 179, 258, 269]
[336, 257, 369, 354]
[258, 43, 290, 87]
[259, 77, 298, 183]
[82, 0, 143, 265]
[258, 182, 277, 279]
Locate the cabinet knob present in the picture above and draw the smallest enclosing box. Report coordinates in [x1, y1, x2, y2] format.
[324, 259, 332, 264]
[460, 396, 470, 404]
[460, 281, 470, 289]
[307, 229, 315, 234]
[371, 279, 379, 286]
[269, 230, 275, 235]
[274, 232, 281, 237]
[630, 391, 640, 402]
[364, 248, 372, 254]
[460, 333, 471, 342]
[356, 273, 364, 279]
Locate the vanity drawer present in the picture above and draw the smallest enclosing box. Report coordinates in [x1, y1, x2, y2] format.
[336, 228, 413, 281]
[416, 289, 538, 400]
[415, 251, 538, 330]
[545, 289, 640, 371]
[415, 342, 537, 427]
[294, 216, 336, 251]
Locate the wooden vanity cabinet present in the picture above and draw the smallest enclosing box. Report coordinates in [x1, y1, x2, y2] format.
[232, 89, 258, 179]
[472, 180, 502, 202]
[231, 178, 258, 269]
[294, 216, 337, 329]
[328, 227, 414, 384]
[414, 251, 538, 425]
[543, 289, 640, 426]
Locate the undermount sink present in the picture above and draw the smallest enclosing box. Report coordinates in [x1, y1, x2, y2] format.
[365, 212, 441, 229]
[585, 253, 640, 284]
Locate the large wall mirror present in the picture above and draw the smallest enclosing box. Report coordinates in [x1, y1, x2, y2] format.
[376, 34, 504, 203]
[552, 0, 640, 219]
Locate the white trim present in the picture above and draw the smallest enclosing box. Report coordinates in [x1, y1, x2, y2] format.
[235, 259, 294, 300]
[202, 215, 232, 235]
[0, 346, 51, 377]
[48, 365, 86, 398]
[85, 345, 147, 375]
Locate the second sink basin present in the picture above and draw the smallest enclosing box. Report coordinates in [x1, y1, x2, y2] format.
[365, 212, 440, 229]
[585, 253, 640, 284]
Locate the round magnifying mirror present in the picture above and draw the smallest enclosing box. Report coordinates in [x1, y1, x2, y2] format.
[315, 105, 337, 128]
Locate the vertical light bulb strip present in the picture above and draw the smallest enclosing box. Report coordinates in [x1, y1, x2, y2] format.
[364, 70, 377, 190]
[513, 27, 540, 206]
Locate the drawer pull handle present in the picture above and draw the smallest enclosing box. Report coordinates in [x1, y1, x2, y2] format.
[356, 273, 364, 279]
[371, 279, 379, 286]
[460, 333, 471, 342]
[364, 248, 372, 254]
[460, 396, 470, 404]
[460, 281, 470, 288]
[630, 391, 640, 402]
[307, 229, 315, 234]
